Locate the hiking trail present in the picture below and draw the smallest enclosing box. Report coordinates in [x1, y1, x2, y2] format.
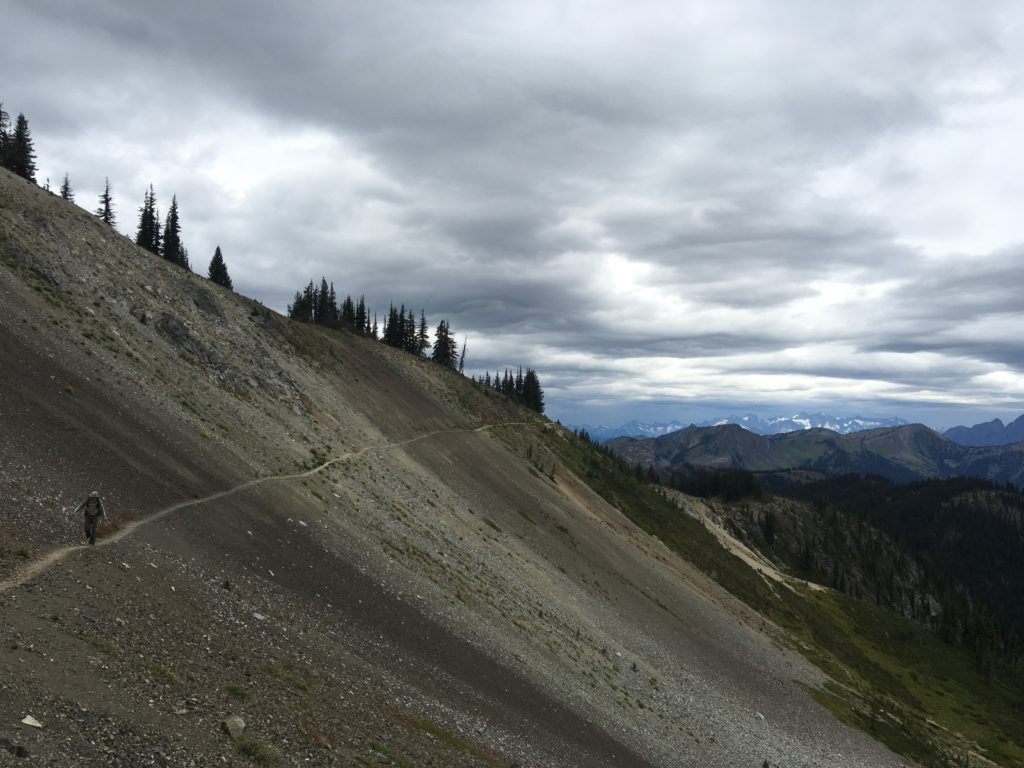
[0, 421, 531, 594]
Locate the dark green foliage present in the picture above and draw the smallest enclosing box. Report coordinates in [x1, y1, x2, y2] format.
[355, 295, 367, 334]
[0, 103, 8, 169]
[417, 310, 429, 355]
[431, 319, 458, 368]
[59, 173, 74, 201]
[207, 245, 233, 289]
[3, 112, 37, 182]
[765, 473, 1024, 663]
[95, 177, 116, 226]
[668, 467, 765, 502]
[476, 366, 545, 414]
[521, 368, 544, 413]
[161, 195, 189, 268]
[135, 184, 161, 254]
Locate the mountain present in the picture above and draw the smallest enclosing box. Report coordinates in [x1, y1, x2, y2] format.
[573, 412, 909, 442]
[572, 419, 691, 442]
[705, 412, 910, 435]
[1, 170, 924, 765]
[606, 422, 1024, 486]
[944, 414, 1024, 446]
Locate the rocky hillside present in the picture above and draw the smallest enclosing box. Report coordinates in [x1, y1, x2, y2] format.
[0, 168, 923, 767]
[607, 423, 1024, 486]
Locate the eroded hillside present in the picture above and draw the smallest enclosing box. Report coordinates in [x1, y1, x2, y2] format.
[0, 170, 912, 766]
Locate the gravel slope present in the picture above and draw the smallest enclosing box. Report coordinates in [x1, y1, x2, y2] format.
[0, 170, 914, 767]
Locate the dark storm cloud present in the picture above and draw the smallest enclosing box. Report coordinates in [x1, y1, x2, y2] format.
[5, 0, 1024, 426]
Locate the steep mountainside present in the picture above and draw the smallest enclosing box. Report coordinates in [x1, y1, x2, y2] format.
[607, 423, 1024, 486]
[0, 169, 914, 766]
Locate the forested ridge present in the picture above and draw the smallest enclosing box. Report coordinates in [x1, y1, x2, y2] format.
[679, 468, 1024, 668]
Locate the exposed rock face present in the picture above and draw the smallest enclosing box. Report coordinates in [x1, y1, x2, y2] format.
[221, 716, 245, 741]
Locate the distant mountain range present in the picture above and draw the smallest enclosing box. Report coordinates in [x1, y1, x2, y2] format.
[572, 413, 910, 443]
[943, 415, 1024, 447]
[605, 423, 1024, 487]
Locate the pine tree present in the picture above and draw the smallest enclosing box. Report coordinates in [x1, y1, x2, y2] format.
[288, 280, 318, 322]
[458, 338, 467, 374]
[0, 103, 9, 170]
[162, 195, 187, 267]
[9, 113, 37, 182]
[417, 310, 429, 355]
[404, 308, 415, 353]
[95, 178, 116, 226]
[431, 320, 458, 368]
[135, 185, 161, 254]
[59, 173, 74, 201]
[355, 296, 367, 334]
[522, 368, 545, 413]
[340, 294, 355, 327]
[207, 246, 233, 289]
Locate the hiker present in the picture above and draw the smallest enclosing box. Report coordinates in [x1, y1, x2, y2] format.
[75, 491, 108, 545]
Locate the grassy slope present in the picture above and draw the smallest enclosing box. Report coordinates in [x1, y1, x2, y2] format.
[540, 428, 1024, 768]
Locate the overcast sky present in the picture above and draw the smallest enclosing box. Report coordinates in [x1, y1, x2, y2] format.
[5, 1, 1024, 429]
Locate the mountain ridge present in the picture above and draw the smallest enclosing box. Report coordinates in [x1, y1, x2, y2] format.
[944, 414, 1024, 446]
[575, 412, 911, 442]
[606, 421, 1024, 486]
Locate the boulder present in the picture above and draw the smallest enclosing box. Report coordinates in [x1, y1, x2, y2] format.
[221, 715, 246, 741]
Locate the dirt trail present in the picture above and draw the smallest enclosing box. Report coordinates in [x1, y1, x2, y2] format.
[0, 421, 525, 595]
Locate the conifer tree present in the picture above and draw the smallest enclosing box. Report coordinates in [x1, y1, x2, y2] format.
[328, 283, 339, 325]
[161, 195, 188, 267]
[207, 245, 233, 289]
[355, 295, 367, 334]
[0, 103, 9, 170]
[59, 173, 74, 201]
[341, 294, 355, 327]
[417, 310, 429, 355]
[135, 185, 161, 254]
[371, 313, 379, 340]
[9, 113, 37, 182]
[95, 178, 116, 226]
[458, 338, 467, 374]
[522, 368, 545, 413]
[431, 320, 458, 368]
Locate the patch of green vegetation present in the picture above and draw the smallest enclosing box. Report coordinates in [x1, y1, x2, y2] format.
[235, 735, 277, 766]
[265, 663, 309, 692]
[404, 715, 502, 766]
[15, 546, 31, 559]
[146, 661, 181, 685]
[482, 516, 501, 533]
[536, 424, 1024, 767]
[225, 684, 253, 701]
[62, 384, 75, 396]
[81, 635, 115, 656]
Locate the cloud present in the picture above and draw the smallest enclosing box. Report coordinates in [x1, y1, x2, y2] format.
[4, 0, 1024, 427]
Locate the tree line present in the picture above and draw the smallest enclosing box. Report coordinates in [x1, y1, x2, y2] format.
[287, 277, 544, 413]
[1, 100, 234, 291]
[4, 100, 545, 416]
